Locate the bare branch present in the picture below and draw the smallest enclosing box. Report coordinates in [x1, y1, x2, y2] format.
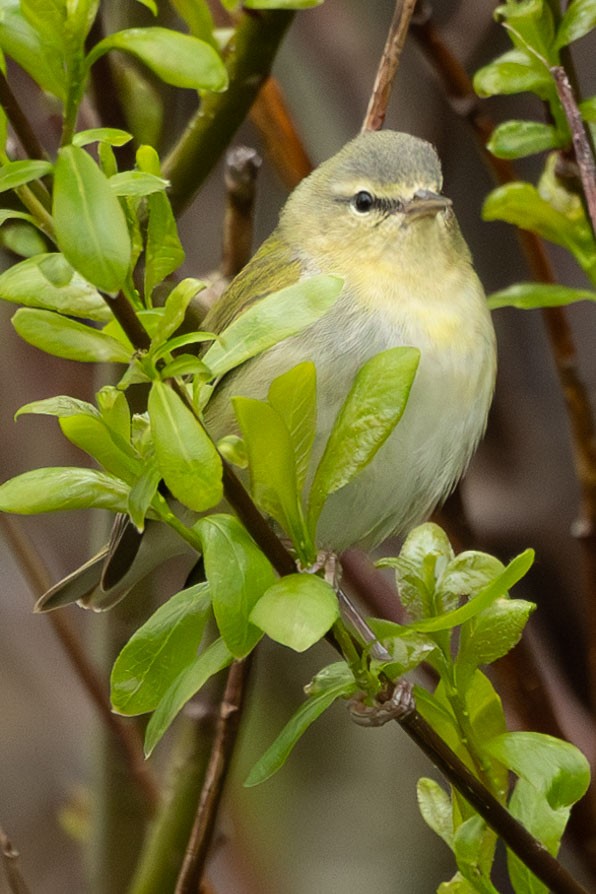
[361, 0, 418, 133]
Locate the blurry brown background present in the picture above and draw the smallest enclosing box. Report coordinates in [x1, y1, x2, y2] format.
[1, 1, 595, 891]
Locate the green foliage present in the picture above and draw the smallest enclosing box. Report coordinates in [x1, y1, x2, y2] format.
[375, 525, 587, 893]
[474, 0, 596, 307]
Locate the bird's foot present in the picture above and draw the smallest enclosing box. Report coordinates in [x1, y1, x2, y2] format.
[349, 679, 415, 727]
[297, 550, 341, 588]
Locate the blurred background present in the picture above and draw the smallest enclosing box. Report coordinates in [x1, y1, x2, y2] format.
[1, 0, 595, 891]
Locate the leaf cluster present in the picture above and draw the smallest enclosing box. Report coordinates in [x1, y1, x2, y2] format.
[474, 0, 596, 310]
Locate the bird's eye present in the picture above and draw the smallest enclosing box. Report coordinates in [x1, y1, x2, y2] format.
[352, 190, 374, 213]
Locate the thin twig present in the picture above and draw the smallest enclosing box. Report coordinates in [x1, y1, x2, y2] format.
[0, 70, 48, 162]
[361, 0, 418, 132]
[0, 515, 160, 813]
[175, 659, 251, 893]
[551, 65, 596, 238]
[0, 826, 31, 894]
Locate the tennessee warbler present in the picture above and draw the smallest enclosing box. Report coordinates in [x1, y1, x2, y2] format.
[38, 130, 496, 611]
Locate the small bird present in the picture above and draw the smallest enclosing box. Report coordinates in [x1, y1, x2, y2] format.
[38, 130, 496, 611]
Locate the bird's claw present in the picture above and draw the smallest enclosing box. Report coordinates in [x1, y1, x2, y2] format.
[349, 680, 415, 727]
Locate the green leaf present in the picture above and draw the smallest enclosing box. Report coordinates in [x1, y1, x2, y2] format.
[308, 346, 420, 534]
[197, 514, 276, 657]
[556, 0, 596, 48]
[438, 551, 505, 614]
[473, 49, 552, 99]
[377, 523, 455, 620]
[15, 395, 99, 420]
[169, 0, 217, 46]
[87, 27, 228, 92]
[250, 574, 339, 652]
[304, 660, 356, 696]
[151, 279, 201, 348]
[0, 4, 67, 98]
[580, 96, 596, 122]
[53, 145, 131, 293]
[97, 386, 131, 443]
[407, 550, 534, 633]
[144, 190, 185, 299]
[148, 381, 223, 512]
[59, 415, 140, 482]
[483, 182, 596, 279]
[457, 598, 535, 678]
[506, 780, 557, 894]
[485, 731, 590, 810]
[0, 253, 112, 321]
[202, 275, 344, 378]
[144, 637, 233, 756]
[453, 816, 499, 894]
[0, 159, 52, 192]
[0, 467, 129, 514]
[127, 460, 161, 531]
[268, 361, 316, 490]
[488, 282, 596, 309]
[109, 171, 169, 197]
[233, 396, 310, 560]
[487, 121, 564, 159]
[72, 127, 133, 148]
[417, 778, 454, 850]
[12, 308, 132, 362]
[111, 583, 211, 715]
[245, 673, 356, 787]
[367, 626, 436, 679]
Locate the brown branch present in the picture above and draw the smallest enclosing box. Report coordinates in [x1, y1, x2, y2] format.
[361, 0, 418, 132]
[0, 827, 31, 894]
[550, 66, 596, 241]
[0, 516, 160, 813]
[250, 77, 313, 189]
[220, 146, 262, 280]
[175, 659, 251, 893]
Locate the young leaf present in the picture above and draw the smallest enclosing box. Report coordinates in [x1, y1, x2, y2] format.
[308, 346, 420, 534]
[148, 381, 223, 512]
[244, 672, 356, 787]
[111, 583, 211, 716]
[0, 467, 129, 514]
[233, 396, 309, 559]
[267, 361, 316, 490]
[202, 275, 344, 378]
[12, 308, 132, 362]
[457, 598, 535, 679]
[488, 282, 596, 309]
[87, 27, 228, 93]
[407, 550, 534, 633]
[0, 159, 52, 192]
[487, 121, 563, 159]
[484, 731, 590, 810]
[151, 279, 202, 348]
[53, 145, 132, 293]
[0, 253, 112, 321]
[15, 395, 99, 420]
[144, 191, 185, 300]
[109, 171, 169, 197]
[127, 459, 161, 531]
[506, 780, 558, 894]
[250, 574, 339, 652]
[417, 778, 454, 850]
[453, 816, 498, 894]
[169, 0, 217, 47]
[59, 415, 140, 482]
[72, 128, 133, 148]
[197, 514, 276, 657]
[144, 637, 233, 756]
[473, 49, 552, 99]
[0, 4, 66, 98]
[377, 523, 455, 620]
[555, 0, 596, 48]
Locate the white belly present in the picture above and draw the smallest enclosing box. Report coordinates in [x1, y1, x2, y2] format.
[206, 280, 496, 553]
